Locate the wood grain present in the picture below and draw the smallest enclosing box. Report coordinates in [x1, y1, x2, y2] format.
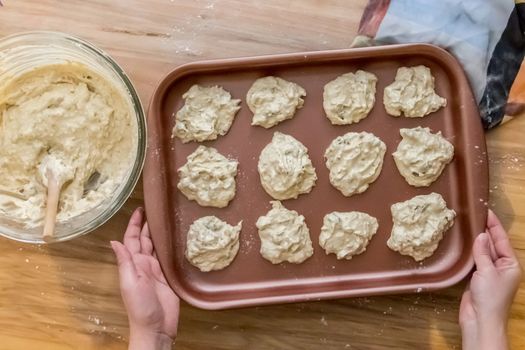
[0, 1, 524, 349]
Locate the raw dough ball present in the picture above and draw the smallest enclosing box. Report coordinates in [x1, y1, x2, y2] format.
[323, 70, 378, 125]
[258, 132, 317, 200]
[247, 76, 306, 128]
[256, 201, 313, 264]
[185, 216, 242, 272]
[393, 127, 454, 187]
[172, 85, 241, 143]
[324, 132, 386, 197]
[319, 211, 379, 260]
[387, 193, 456, 261]
[383, 65, 446, 118]
[177, 146, 238, 208]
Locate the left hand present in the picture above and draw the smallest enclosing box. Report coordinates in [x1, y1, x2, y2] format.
[111, 207, 180, 350]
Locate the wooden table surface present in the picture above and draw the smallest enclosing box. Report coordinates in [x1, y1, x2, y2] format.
[0, 1, 524, 349]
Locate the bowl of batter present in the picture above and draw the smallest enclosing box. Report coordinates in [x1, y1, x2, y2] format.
[0, 32, 146, 243]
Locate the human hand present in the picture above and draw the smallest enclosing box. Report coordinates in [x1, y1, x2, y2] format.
[111, 207, 180, 350]
[459, 209, 522, 350]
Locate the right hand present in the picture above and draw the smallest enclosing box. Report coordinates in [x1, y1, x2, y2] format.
[459, 209, 522, 350]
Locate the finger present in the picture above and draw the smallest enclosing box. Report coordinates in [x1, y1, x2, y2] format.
[151, 257, 169, 284]
[140, 222, 154, 256]
[123, 207, 144, 254]
[151, 249, 168, 283]
[460, 280, 471, 303]
[464, 280, 471, 293]
[111, 241, 138, 287]
[459, 287, 471, 310]
[472, 233, 495, 271]
[486, 232, 498, 262]
[486, 209, 516, 259]
[459, 291, 472, 325]
[147, 242, 168, 284]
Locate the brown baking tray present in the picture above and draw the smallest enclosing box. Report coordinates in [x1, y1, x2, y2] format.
[144, 44, 488, 310]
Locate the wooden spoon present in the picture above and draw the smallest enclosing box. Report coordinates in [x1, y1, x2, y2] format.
[39, 154, 74, 241]
[42, 169, 61, 241]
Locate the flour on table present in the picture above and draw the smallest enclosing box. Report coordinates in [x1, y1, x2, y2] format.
[258, 132, 317, 200]
[247, 76, 306, 128]
[387, 193, 456, 261]
[177, 146, 238, 208]
[185, 216, 242, 272]
[256, 201, 313, 264]
[393, 127, 454, 187]
[319, 211, 378, 260]
[383, 65, 446, 118]
[323, 70, 377, 125]
[172, 85, 240, 143]
[324, 132, 386, 197]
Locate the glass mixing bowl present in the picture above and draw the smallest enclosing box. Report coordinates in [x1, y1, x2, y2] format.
[0, 32, 146, 243]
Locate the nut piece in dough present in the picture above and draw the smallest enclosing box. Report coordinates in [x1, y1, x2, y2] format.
[393, 127, 454, 187]
[324, 132, 386, 197]
[172, 85, 241, 143]
[319, 211, 379, 260]
[247, 76, 306, 128]
[323, 70, 378, 125]
[387, 193, 456, 261]
[185, 216, 242, 272]
[383, 65, 446, 118]
[177, 146, 238, 208]
[258, 132, 317, 200]
[256, 201, 313, 264]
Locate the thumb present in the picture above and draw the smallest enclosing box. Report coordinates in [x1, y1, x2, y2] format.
[111, 240, 138, 288]
[472, 233, 494, 271]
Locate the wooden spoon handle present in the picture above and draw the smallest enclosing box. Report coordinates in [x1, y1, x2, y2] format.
[43, 171, 61, 241]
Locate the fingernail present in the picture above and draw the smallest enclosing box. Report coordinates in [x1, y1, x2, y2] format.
[478, 233, 490, 248]
[131, 208, 143, 218]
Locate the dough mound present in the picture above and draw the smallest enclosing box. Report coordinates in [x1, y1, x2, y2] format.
[177, 146, 238, 208]
[185, 216, 242, 272]
[0, 63, 137, 227]
[172, 85, 241, 143]
[323, 70, 378, 125]
[319, 211, 379, 260]
[258, 132, 317, 200]
[324, 132, 386, 197]
[256, 201, 313, 264]
[393, 127, 454, 187]
[383, 65, 446, 118]
[387, 193, 456, 261]
[247, 76, 306, 128]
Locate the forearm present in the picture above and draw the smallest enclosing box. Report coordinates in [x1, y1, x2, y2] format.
[462, 320, 509, 350]
[478, 322, 509, 350]
[129, 327, 173, 350]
